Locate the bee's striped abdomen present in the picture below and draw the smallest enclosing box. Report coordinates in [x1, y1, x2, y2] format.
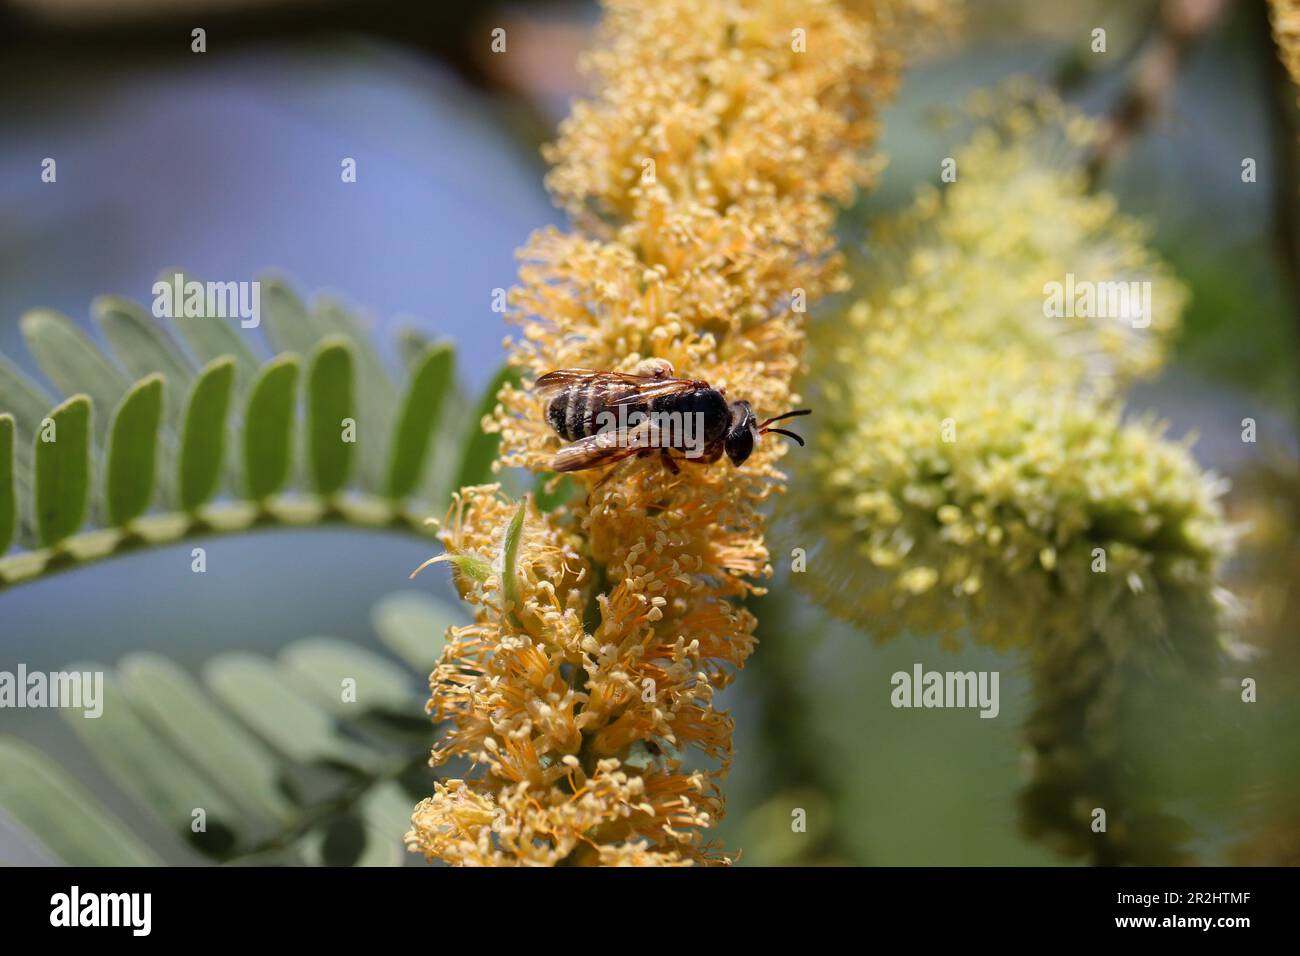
[545, 393, 572, 439]
[547, 387, 617, 441]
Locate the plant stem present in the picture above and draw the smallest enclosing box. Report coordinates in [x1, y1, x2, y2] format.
[0, 493, 440, 592]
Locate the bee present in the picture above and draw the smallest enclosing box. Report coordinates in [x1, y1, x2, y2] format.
[534, 361, 810, 475]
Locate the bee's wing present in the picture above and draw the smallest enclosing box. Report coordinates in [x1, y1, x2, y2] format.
[533, 369, 608, 398]
[533, 368, 699, 404]
[550, 419, 662, 473]
[603, 379, 700, 405]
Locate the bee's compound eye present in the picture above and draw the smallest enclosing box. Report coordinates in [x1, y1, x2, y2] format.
[725, 426, 755, 466]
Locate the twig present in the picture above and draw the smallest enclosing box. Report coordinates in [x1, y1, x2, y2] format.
[1053, 4, 1161, 95]
[1087, 0, 1231, 185]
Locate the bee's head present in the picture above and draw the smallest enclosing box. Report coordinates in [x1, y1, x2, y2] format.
[725, 402, 811, 467]
[724, 401, 758, 466]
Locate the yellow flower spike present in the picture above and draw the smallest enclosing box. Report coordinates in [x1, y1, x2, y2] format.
[406, 0, 943, 866]
[1271, 0, 1300, 91]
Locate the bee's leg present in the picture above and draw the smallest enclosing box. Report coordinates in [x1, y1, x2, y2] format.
[659, 449, 681, 475]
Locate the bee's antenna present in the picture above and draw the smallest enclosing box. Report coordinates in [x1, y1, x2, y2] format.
[764, 428, 805, 446]
[759, 408, 812, 429]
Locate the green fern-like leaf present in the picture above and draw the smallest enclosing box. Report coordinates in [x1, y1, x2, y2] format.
[0, 739, 162, 866]
[0, 272, 515, 589]
[0, 591, 463, 866]
[178, 357, 236, 512]
[35, 395, 92, 548]
[105, 374, 165, 526]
